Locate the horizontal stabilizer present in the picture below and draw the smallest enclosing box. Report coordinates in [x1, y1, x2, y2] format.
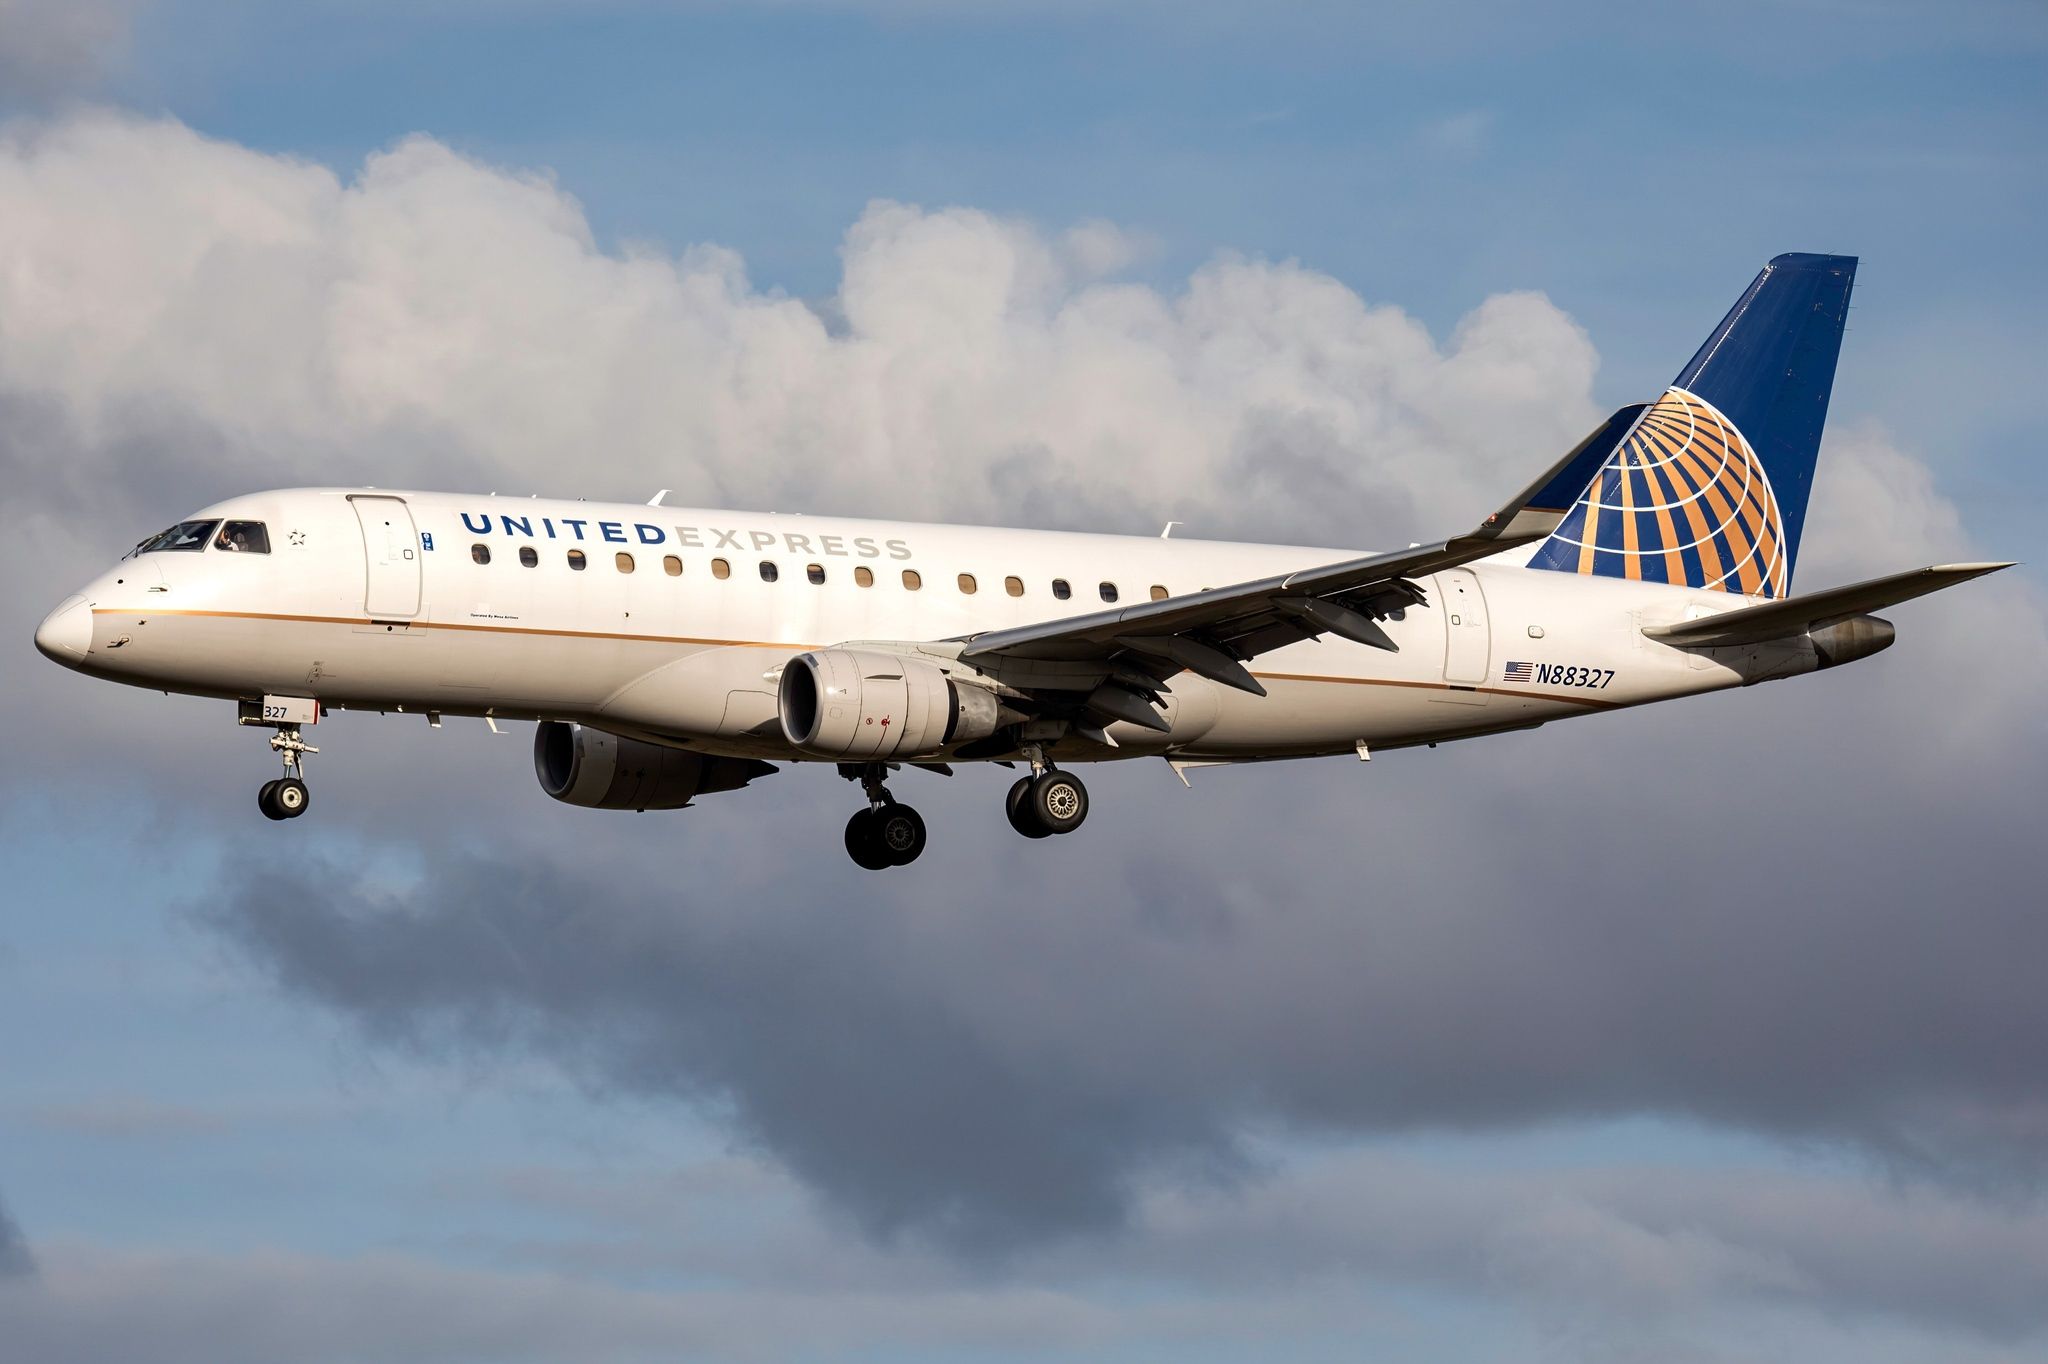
[1643, 562, 2014, 648]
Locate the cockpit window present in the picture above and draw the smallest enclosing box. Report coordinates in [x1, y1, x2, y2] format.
[215, 521, 270, 554]
[127, 520, 220, 557]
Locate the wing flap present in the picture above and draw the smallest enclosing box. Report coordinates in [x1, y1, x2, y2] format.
[1643, 562, 2014, 648]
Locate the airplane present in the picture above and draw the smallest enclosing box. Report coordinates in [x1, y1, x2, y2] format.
[33, 253, 2012, 869]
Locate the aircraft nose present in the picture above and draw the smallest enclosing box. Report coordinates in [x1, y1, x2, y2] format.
[34, 595, 92, 666]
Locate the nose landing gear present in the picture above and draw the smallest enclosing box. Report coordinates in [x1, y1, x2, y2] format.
[257, 726, 318, 821]
[841, 762, 927, 870]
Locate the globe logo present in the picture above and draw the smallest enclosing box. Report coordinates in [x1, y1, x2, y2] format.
[1537, 387, 1788, 598]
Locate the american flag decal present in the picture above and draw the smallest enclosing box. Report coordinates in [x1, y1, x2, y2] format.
[1503, 661, 1534, 682]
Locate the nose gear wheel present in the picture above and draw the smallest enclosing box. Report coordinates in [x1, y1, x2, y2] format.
[256, 723, 318, 821]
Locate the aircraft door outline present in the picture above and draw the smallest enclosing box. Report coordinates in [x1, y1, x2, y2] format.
[1440, 567, 1490, 685]
[350, 495, 422, 619]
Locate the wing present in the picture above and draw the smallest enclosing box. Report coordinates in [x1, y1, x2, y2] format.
[950, 405, 1646, 732]
[1643, 562, 2014, 648]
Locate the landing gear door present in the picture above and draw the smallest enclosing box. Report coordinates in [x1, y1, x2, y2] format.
[350, 495, 422, 619]
[1440, 567, 1490, 687]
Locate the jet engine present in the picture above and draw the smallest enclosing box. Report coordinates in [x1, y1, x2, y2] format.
[1809, 614, 1895, 669]
[778, 649, 1005, 760]
[533, 721, 773, 810]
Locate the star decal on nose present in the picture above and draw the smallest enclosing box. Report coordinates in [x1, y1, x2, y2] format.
[288, 529, 307, 547]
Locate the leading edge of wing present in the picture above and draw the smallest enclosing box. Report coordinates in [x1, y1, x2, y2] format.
[957, 405, 1645, 664]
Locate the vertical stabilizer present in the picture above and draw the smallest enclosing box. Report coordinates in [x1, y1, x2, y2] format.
[1529, 253, 1856, 597]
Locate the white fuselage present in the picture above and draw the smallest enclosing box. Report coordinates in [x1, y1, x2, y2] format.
[42, 487, 1819, 764]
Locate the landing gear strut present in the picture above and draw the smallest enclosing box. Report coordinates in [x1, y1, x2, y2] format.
[840, 762, 926, 870]
[257, 726, 318, 821]
[1005, 744, 1088, 839]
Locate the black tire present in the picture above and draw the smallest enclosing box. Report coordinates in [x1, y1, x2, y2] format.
[257, 779, 287, 821]
[844, 809, 892, 870]
[873, 804, 927, 866]
[1029, 769, 1088, 835]
[274, 777, 311, 819]
[1006, 776, 1052, 839]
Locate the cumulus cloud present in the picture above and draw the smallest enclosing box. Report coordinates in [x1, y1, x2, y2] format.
[5, 109, 2044, 1287]
[0, 111, 1598, 548]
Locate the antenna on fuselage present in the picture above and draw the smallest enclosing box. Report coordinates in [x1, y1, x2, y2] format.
[648, 489, 670, 506]
[1160, 521, 1181, 538]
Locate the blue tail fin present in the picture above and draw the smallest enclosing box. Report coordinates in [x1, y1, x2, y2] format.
[1528, 253, 1857, 597]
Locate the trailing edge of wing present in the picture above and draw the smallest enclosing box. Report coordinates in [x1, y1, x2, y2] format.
[958, 405, 1647, 667]
[1643, 562, 2015, 648]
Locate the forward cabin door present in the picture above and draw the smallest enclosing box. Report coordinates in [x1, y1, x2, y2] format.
[1439, 567, 1490, 689]
[350, 495, 422, 619]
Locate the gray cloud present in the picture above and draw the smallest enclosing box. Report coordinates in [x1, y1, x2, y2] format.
[443, 1148, 2048, 1342]
[4, 109, 2044, 1347]
[0, 0, 139, 102]
[0, 1191, 33, 1278]
[4, 1149, 2047, 1360]
[197, 582, 2048, 1252]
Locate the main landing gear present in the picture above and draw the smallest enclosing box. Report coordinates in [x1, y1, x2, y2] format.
[257, 726, 318, 821]
[1005, 745, 1089, 840]
[837, 746, 1091, 869]
[841, 763, 928, 871]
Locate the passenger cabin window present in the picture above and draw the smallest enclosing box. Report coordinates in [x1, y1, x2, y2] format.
[759, 561, 779, 583]
[129, 520, 219, 556]
[615, 552, 634, 573]
[519, 546, 538, 568]
[663, 555, 682, 576]
[807, 563, 826, 585]
[471, 544, 491, 565]
[902, 569, 922, 590]
[216, 521, 270, 554]
[567, 549, 587, 571]
[957, 573, 977, 595]
[854, 566, 874, 588]
[1150, 584, 1169, 601]
[1051, 578, 1071, 601]
[711, 558, 731, 579]
[1005, 576, 1024, 597]
[1099, 582, 1119, 602]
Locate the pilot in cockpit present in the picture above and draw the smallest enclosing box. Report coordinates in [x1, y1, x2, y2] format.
[215, 522, 267, 553]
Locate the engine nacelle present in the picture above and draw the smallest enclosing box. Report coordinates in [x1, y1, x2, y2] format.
[533, 721, 771, 810]
[778, 649, 1004, 759]
[1810, 614, 1895, 669]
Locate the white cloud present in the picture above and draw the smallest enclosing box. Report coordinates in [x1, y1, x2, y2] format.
[0, 110, 1599, 552]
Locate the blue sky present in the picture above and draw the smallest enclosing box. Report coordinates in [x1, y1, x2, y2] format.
[2, 3, 2046, 1361]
